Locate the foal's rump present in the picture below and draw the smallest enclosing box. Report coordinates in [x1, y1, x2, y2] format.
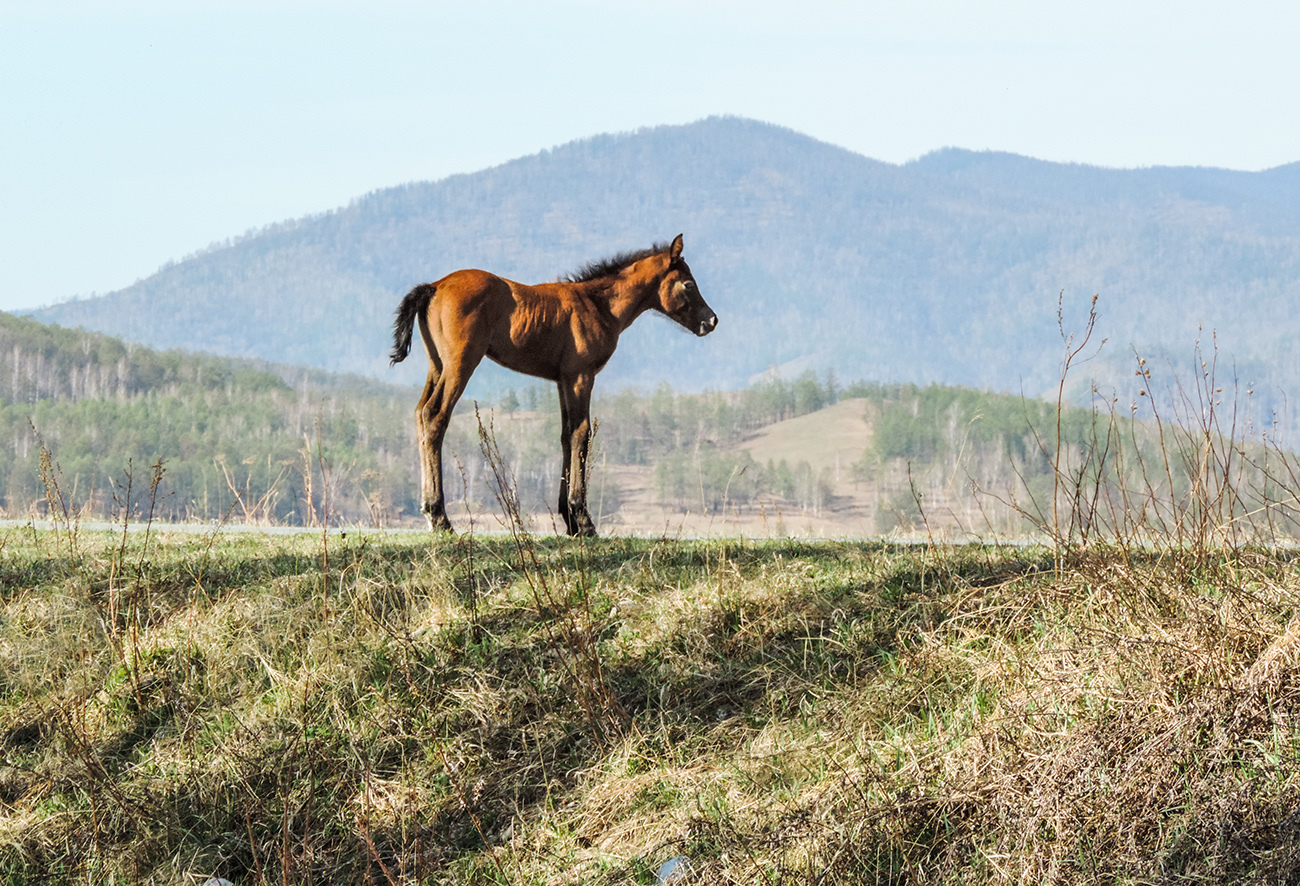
[390, 270, 536, 373]
[389, 270, 512, 364]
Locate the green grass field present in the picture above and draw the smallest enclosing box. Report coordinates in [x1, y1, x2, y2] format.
[2, 524, 1299, 884]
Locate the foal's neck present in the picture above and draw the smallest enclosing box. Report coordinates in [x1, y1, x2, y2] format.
[587, 274, 661, 331]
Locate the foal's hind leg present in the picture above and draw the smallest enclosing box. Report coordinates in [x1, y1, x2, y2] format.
[417, 347, 486, 532]
[414, 362, 453, 531]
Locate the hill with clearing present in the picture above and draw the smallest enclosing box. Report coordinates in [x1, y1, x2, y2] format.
[6, 310, 1289, 542]
[736, 397, 871, 478]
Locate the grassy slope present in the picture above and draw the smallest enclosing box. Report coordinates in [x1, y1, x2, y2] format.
[734, 397, 871, 478]
[600, 397, 878, 537]
[2, 527, 1299, 884]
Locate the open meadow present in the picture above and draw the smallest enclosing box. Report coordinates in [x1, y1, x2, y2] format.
[3, 522, 1299, 884]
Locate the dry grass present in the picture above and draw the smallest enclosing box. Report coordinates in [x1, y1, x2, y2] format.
[2, 526, 1299, 885]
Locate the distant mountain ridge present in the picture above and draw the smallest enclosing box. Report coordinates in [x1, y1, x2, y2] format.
[28, 116, 1300, 417]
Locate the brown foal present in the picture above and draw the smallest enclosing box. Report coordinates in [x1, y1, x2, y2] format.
[389, 234, 717, 536]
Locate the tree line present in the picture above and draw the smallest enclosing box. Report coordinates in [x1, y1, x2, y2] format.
[17, 309, 1274, 539]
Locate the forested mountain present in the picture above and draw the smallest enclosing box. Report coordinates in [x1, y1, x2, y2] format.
[29, 116, 1300, 419]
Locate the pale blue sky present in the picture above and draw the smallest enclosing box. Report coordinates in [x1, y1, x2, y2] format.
[3, 0, 1298, 312]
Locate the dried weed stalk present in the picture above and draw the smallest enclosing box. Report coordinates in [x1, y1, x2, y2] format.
[475, 405, 627, 746]
[1013, 297, 1300, 570]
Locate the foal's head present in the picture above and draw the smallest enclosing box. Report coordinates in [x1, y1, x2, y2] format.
[650, 234, 718, 337]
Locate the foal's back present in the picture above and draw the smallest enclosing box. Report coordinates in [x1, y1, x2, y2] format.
[425, 269, 609, 382]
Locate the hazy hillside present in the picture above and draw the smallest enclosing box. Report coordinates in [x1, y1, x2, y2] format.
[0, 311, 421, 524]
[29, 116, 1300, 413]
[1, 310, 868, 530]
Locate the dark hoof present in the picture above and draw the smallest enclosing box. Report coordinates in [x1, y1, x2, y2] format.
[423, 502, 453, 533]
[567, 513, 597, 538]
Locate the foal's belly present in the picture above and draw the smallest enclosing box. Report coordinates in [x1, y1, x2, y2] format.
[485, 347, 560, 382]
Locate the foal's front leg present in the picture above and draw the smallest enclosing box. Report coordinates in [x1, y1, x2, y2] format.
[558, 374, 597, 537]
[557, 389, 573, 533]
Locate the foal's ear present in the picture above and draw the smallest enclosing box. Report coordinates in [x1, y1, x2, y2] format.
[669, 233, 684, 261]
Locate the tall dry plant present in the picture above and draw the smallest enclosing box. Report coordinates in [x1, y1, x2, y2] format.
[30, 422, 83, 560]
[216, 453, 289, 525]
[1015, 297, 1300, 563]
[474, 405, 627, 746]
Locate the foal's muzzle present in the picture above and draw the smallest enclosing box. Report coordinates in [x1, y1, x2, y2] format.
[696, 313, 718, 337]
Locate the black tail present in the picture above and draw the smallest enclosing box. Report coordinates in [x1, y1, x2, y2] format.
[389, 283, 436, 365]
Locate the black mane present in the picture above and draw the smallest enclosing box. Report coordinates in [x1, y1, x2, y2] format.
[560, 242, 671, 283]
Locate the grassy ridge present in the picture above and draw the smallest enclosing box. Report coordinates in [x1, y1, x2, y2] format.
[2, 528, 1298, 883]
